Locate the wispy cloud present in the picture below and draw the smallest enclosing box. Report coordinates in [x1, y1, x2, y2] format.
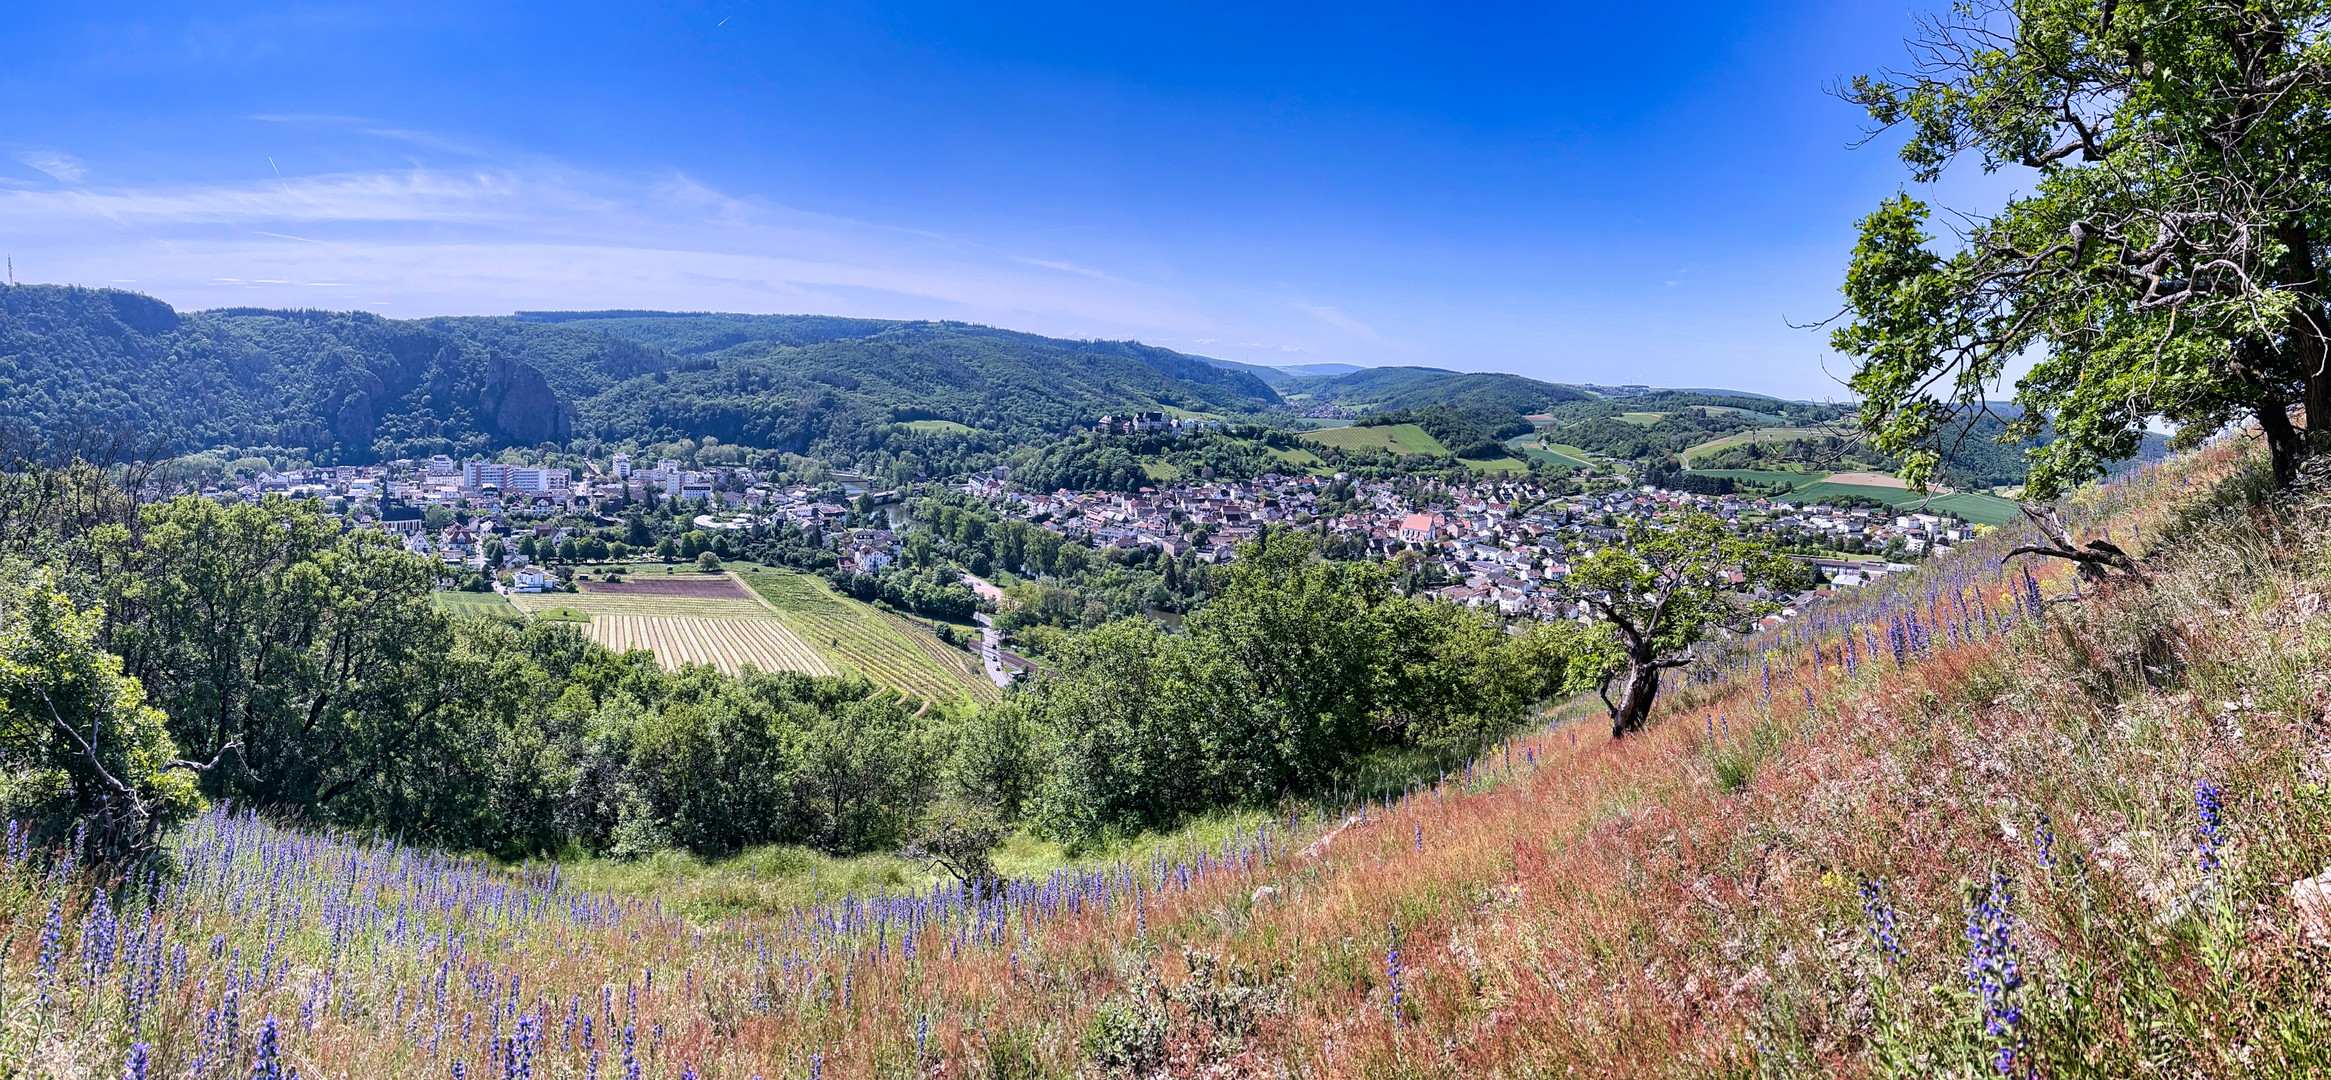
[0, 164, 1218, 338]
[15, 150, 86, 183]
[1290, 300, 1388, 344]
[1014, 256, 1112, 280]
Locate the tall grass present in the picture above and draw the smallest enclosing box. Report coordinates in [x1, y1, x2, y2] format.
[5, 434, 2328, 1077]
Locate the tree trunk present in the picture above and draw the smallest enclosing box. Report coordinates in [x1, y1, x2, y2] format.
[1608, 654, 1665, 739]
[2262, 399, 2304, 488]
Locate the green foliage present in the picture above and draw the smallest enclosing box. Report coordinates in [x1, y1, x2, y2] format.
[1024, 532, 1574, 845]
[1836, 3, 2331, 492]
[0, 567, 200, 858]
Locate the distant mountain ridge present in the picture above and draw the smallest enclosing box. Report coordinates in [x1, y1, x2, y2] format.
[0, 288, 1283, 462]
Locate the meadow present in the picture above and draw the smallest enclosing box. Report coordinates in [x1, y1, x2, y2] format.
[1779, 480, 2020, 526]
[1680, 425, 1829, 464]
[1297, 422, 1449, 456]
[430, 590, 518, 618]
[7, 437, 2322, 1077]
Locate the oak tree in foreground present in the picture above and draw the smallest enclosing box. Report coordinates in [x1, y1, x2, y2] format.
[1835, 0, 2331, 493]
[1570, 514, 1800, 738]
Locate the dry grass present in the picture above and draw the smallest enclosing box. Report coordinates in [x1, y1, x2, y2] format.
[5, 436, 2327, 1078]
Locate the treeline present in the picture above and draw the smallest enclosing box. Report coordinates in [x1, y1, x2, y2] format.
[1005, 429, 1305, 493]
[0, 464, 1577, 863]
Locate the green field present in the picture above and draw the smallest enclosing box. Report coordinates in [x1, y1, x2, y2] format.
[528, 606, 594, 624]
[1298, 423, 1450, 456]
[431, 590, 518, 618]
[1778, 482, 2019, 526]
[1266, 446, 1326, 470]
[1462, 455, 1531, 473]
[1681, 427, 1829, 464]
[734, 567, 999, 705]
[898, 419, 974, 434]
[1617, 411, 1666, 426]
[1507, 434, 1595, 469]
[1685, 468, 1822, 487]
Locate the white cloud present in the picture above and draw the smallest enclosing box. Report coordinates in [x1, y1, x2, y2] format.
[15, 151, 86, 183]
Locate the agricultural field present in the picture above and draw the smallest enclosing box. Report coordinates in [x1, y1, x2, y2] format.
[1297, 422, 1449, 456]
[588, 614, 834, 676]
[1616, 411, 1666, 425]
[1266, 445, 1326, 470]
[429, 590, 516, 618]
[507, 575, 835, 675]
[1683, 467, 1820, 487]
[734, 566, 1000, 704]
[1461, 455, 1530, 473]
[897, 419, 974, 434]
[1778, 480, 2020, 526]
[1507, 433, 1595, 469]
[1680, 426, 1830, 464]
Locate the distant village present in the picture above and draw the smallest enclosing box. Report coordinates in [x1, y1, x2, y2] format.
[963, 468, 1985, 626]
[195, 443, 1986, 625]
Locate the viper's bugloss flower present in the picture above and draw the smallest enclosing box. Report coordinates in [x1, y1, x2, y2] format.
[1965, 873, 2026, 1077]
[2196, 780, 2224, 874]
[1859, 879, 1902, 967]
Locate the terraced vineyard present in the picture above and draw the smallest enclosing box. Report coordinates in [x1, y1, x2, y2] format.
[735, 567, 999, 705]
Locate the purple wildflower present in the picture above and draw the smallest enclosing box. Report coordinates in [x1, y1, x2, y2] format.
[1965, 873, 2026, 1077]
[1858, 880, 1902, 967]
[2195, 781, 2223, 874]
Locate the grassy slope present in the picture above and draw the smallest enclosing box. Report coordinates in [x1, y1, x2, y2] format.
[1, 441, 2320, 1078]
[1299, 422, 1450, 456]
[1681, 425, 1828, 464]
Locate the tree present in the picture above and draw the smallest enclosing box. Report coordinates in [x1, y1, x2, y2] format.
[0, 568, 202, 859]
[1836, 1, 2331, 493]
[903, 798, 1004, 889]
[88, 496, 452, 810]
[655, 538, 677, 561]
[695, 551, 723, 572]
[1569, 514, 1801, 738]
[481, 536, 506, 567]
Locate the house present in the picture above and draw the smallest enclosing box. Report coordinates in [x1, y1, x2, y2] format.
[1397, 513, 1443, 544]
[511, 567, 555, 593]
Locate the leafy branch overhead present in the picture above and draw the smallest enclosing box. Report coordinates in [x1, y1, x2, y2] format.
[1835, 0, 2331, 495]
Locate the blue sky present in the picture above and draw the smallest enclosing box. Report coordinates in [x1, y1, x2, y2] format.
[0, 2, 2020, 397]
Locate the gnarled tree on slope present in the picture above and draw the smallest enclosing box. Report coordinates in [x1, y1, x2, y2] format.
[1570, 513, 1802, 738]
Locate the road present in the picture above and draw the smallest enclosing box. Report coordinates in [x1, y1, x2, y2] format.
[961, 572, 1014, 688]
[972, 612, 1011, 688]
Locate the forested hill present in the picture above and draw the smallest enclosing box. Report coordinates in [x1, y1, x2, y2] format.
[1277, 365, 1591, 415]
[0, 286, 1281, 462]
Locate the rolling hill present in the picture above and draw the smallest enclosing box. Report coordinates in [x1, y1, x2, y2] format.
[0, 286, 1283, 462]
[1278, 366, 1591, 416]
